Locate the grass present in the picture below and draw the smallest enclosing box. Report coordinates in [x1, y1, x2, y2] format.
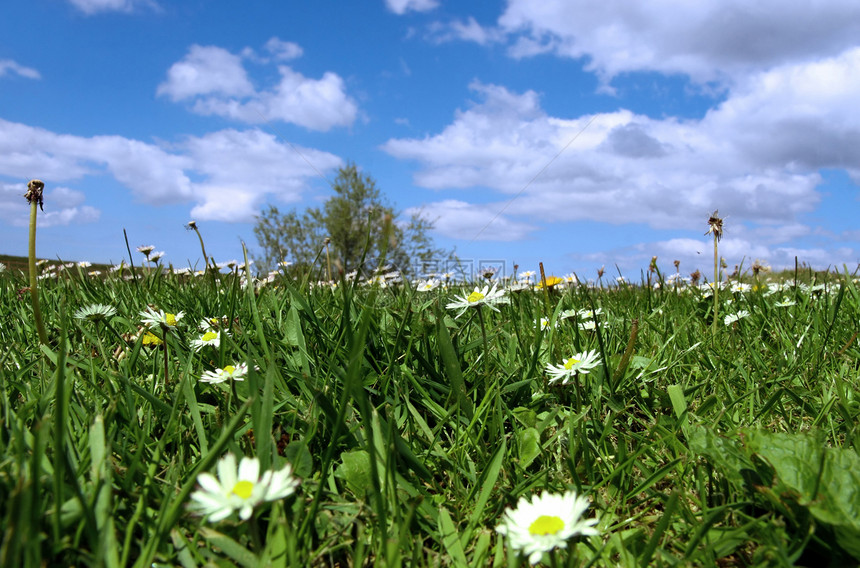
[1, 258, 859, 567]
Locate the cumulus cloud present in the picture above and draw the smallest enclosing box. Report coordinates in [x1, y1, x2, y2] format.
[495, 0, 860, 87]
[263, 37, 304, 61]
[426, 17, 506, 46]
[404, 200, 536, 241]
[385, 0, 439, 15]
[384, 44, 860, 255]
[67, 0, 158, 15]
[0, 59, 40, 80]
[0, 183, 100, 227]
[182, 128, 342, 221]
[0, 118, 342, 224]
[157, 41, 358, 131]
[157, 45, 254, 101]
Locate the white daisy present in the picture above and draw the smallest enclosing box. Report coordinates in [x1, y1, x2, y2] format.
[546, 350, 601, 384]
[188, 453, 300, 522]
[723, 310, 751, 326]
[191, 330, 227, 351]
[200, 363, 248, 384]
[416, 279, 441, 292]
[496, 490, 599, 565]
[74, 303, 117, 322]
[576, 307, 603, 320]
[140, 307, 184, 328]
[136, 245, 155, 259]
[446, 283, 509, 317]
[578, 320, 607, 331]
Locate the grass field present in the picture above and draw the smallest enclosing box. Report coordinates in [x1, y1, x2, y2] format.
[1, 256, 859, 567]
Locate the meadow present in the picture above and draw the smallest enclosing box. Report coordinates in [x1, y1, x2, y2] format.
[1, 256, 859, 567]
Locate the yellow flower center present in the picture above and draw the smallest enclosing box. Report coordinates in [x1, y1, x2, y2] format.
[165, 313, 177, 326]
[564, 358, 580, 370]
[467, 291, 485, 303]
[143, 332, 162, 345]
[202, 331, 218, 342]
[223, 365, 236, 375]
[529, 515, 565, 536]
[232, 480, 254, 500]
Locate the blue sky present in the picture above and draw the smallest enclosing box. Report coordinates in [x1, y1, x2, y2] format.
[3, 0, 860, 279]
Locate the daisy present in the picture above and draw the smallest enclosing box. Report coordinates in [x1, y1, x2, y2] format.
[578, 320, 608, 331]
[416, 279, 441, 292]
[546, 350, 601, 384]
[191, 330, 227, 351]
[576, 307, 603, 319]
[201, 363, 248, 384]
[137, 245, 155, 259]
[140, 307, 184, 328]
[536, 317, 558, 331]
[74, 303, 117, 322]
[724, 310, 750, 326]
[199, 316, 228, 331]
[446, 283, 509, 317]
[496, 490, 599, 565]
[188, 453, 300, 522]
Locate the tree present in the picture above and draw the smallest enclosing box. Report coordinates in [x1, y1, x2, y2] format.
[253, 163, 454, 278]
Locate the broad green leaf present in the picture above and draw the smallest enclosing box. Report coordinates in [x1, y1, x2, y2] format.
[283, 440, 313, 479]
[517, 427, 541, 469]
[336, 450, 373, 496]
[743, 430, 860, 559]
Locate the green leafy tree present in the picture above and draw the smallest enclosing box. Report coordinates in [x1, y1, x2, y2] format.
[253, 163, 454, 278]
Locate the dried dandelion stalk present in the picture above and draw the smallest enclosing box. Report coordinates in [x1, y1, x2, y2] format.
[25, 179, 48, 344]
[705, 210, 724, 335]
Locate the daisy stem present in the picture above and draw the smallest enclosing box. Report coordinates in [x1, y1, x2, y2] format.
[161, 326, 170, 386]
[712, 232, 719, 336]
[249, 515, 264, 553]
[477, 306, 489, 374]
[25, 179, 49, 345]
[189, 222, 213, 273]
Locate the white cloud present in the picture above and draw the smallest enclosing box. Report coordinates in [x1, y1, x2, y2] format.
[190, 67, 358, 131]
[0, 183, 100, 227]
[0, 118, 342, 224]
[385, 0, 439, 15]
[264, 37, 303, 61]
[404, 200, 536, 241]
[384, 46, 860, 256]
[427, 17, 505, 46]
[0, 59, 40, 80]
[157, 45, 254, 101]
[496, 0, 860, 87]
[182, 128, 342, 221]
[67, 0, 157, 15]
[158, 43, 358, 131]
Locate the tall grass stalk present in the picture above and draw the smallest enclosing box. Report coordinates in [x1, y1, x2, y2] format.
[707, 210, 724, 335]
[25, 179, 48, 345]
